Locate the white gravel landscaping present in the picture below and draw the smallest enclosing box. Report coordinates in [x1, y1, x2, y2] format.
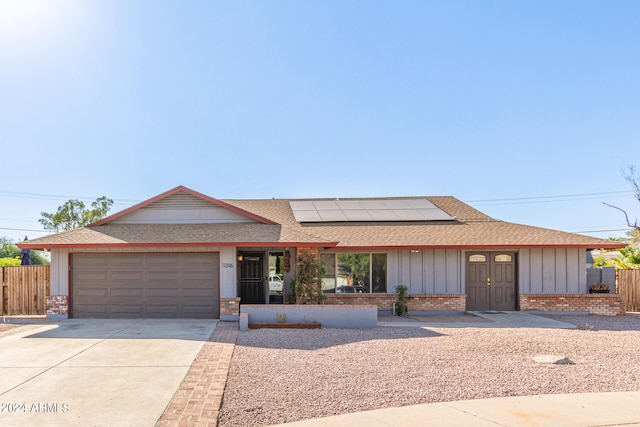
[218, 314, 640, 427]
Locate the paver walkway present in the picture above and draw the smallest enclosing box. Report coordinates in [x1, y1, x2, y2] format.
[156, 322, 239, 427]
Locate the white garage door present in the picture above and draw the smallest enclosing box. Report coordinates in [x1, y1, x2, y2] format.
[71, 253, 220, 318]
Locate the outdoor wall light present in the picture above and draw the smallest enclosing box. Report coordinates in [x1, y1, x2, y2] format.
[237, 255, 243, 262]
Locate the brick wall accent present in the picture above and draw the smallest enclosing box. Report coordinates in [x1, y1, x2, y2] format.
[46, 296, 69, 318]
[325, 293, 466, 312]
[220, 297, 241, 317]
[519, 294, 626, 316]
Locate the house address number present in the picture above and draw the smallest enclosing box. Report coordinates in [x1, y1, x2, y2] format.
[222, 263, 233, 268]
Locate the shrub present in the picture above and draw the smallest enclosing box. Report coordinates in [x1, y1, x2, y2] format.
[589, 283, 611, 291]
[395, 285, 408, 316]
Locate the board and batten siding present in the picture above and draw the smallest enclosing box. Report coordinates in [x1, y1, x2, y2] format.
[388, 248, 587, 296]
[111, 193, 257, 224]
[388, 249, 462, 294]
[518, 248, 586, 294]
[49, 246, 237, 298]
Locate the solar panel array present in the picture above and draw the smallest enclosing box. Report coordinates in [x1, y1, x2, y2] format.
[289, 199, 455, 223]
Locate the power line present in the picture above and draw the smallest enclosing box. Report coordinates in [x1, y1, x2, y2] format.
[571, 228, 630, 233]
[0, 190, 139, 205]
[466, 190, 633, 206]
[466, 190, 632, 203]
[0, 227, 48, 233]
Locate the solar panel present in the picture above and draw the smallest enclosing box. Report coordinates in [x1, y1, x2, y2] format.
[290, 199, 455, 223]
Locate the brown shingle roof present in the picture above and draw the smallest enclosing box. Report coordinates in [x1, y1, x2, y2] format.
[19, 192, 624, 250]
[224, 198, 621, 249]
[21, 223, 333, 248]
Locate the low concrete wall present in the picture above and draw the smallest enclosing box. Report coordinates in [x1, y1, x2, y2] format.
[240, 304, 378, 329]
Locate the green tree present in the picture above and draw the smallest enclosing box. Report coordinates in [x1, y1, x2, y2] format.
[338, 253, 370, 288]
[294, 249, 325, 304]
[0, 236, 20, 258]
[0, 236, 49, 265]
[39, 196, 114, 232]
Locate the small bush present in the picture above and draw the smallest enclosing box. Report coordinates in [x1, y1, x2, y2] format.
[0, 257, 21, 267]
[395, 285, 408, 316]
[589, 283, 611, 291]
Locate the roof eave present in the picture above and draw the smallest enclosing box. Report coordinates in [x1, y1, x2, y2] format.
[18, 241, 338, 250]
[328, 243, 628, 251]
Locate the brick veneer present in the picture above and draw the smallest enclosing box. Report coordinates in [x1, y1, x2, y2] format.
[325, 293, 466, 312]
[519, 294, 626, 316]
[46, 296, 69, 318]
[220, 297, 241, 317]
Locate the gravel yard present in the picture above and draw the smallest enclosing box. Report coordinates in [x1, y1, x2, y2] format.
[218, 314, 640, 427]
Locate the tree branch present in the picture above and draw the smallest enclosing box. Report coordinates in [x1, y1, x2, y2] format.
[603, 202, 639, 230]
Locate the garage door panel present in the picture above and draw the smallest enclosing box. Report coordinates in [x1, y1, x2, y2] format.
[109, 254, 145, 265]
[182, 288, 217, 297]
[74, 272, 109, 283]
[111, 304, 146, 314]
[74, 304, 109, 317]
[182, 253, 217, 262]
[147, 288, 180, 298]
[146, 278, 181, 287]
[75, 288, 109, 298]
[146, 272, 180, 281]
[110, 271, 144, 282]
[183, 274, 217, 283]
[72, 253, 219, 318]
[110, 288, 144, 298]
[146, 306, 181, 316]
[145, 254, 180, 266]
[73, 254, 110, 268]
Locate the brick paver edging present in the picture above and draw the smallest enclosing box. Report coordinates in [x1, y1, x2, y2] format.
[156, 322, 239, 427]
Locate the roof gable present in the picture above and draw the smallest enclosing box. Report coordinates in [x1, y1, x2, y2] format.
[90, 186, 277, 226]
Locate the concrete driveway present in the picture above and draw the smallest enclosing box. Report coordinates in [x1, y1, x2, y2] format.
[0, 319, 217, 427]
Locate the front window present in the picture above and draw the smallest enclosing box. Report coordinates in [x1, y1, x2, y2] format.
[321, 253, 387, 293]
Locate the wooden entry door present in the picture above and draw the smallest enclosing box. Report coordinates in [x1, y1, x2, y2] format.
[239, 253, 265, 304]
[466, 252, 517, 311]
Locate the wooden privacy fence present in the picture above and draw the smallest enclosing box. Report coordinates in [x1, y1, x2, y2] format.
[618, 269, 640, 313]
[1, 266, 50, 316]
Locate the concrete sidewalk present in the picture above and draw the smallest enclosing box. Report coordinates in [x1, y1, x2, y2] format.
[275, 391, 640, 426]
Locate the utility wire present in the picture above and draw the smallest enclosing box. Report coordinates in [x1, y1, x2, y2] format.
[0, 190, 139, 205]
[467, 191, 633, 206]
[0, 227, 48, 233]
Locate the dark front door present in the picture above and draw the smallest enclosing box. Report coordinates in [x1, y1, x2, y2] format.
[466, 252, 517, 311]
[239, 253, 265, 304]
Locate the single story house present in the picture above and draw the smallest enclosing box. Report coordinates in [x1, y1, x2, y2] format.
[19, 185, 627, 319]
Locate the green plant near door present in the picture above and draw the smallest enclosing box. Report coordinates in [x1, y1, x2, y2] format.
[293, 249, 326, 304]
[395, 285, 408, 316]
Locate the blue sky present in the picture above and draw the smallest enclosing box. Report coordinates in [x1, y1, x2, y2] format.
[1, 0, 638, 243]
